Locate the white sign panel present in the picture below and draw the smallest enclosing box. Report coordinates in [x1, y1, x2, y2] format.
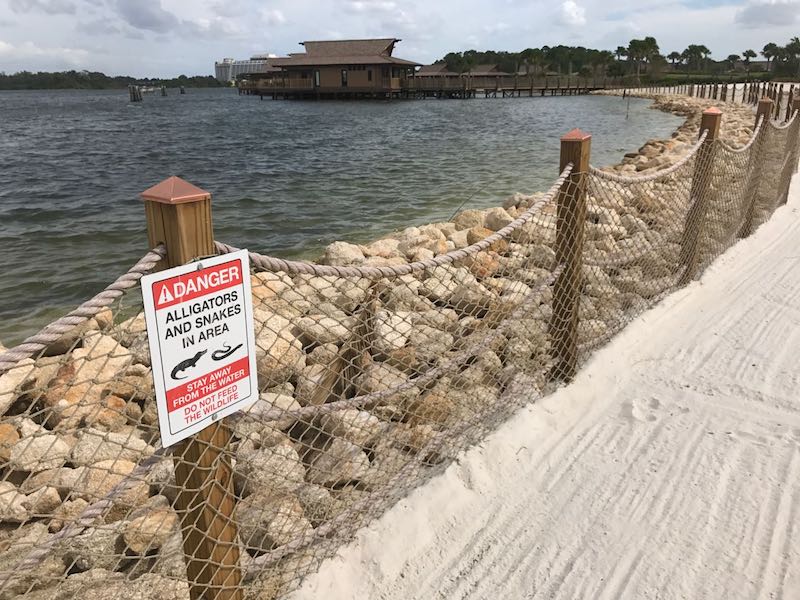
[141, 249, 258, 447]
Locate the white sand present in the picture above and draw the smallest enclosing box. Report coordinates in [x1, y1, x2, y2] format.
[288, 174, 800, 600]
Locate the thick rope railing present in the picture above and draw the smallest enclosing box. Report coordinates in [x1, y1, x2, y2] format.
[214, 165, 573, 278]
[718, 115, 764, 154]
[767, 109, 799, 131]
[0, 245, 167, 375]
[587, 130, 707, 184]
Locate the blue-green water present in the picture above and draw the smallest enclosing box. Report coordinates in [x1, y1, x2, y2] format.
[0, 88, 683, 344]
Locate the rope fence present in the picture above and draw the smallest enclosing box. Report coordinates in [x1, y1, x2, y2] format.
[0, 89, 798, 600]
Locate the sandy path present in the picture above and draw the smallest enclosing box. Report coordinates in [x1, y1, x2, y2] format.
[288, 175, 800, 600]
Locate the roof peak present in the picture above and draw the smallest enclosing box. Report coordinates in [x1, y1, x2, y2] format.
[300, 37, 400, 44]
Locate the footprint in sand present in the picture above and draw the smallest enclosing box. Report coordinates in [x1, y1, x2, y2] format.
[620, 398, 660, 422]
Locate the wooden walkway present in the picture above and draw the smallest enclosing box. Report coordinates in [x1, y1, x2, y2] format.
[239, 75, 621, 100]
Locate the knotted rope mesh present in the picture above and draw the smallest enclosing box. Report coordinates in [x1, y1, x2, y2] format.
[0, 105, 798, 600]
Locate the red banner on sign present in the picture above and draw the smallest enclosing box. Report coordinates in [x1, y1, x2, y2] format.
[166, 356, 250, 413]
[152, 259, 243, 310]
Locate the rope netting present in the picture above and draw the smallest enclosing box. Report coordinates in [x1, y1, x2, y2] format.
[0, 104, 798, 600]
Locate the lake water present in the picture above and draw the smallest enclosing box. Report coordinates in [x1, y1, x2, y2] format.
[0, 88, 683, 345]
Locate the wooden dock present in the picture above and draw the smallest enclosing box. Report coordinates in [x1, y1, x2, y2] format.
[238, 75, 623, 100]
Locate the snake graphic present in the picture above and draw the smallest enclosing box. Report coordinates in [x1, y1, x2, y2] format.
[212, 343, 243, 361]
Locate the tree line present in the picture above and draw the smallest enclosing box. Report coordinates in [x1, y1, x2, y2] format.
[0, 70, 223, 90]
[439, 36, 800, 79]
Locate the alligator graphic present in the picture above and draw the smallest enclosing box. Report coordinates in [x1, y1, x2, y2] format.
[170, 350, 207, 380]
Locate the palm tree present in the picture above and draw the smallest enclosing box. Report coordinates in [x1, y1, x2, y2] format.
[667, 51, 681, 66]
[727, 54, 740, 70]
[627, 38, 651, 78]
[762, 42, 778, 72]
[787, 37, 800, 77]
[615, 46, 627, 62]
[682, 45, 706, 72]
[699, 45, 712, 70]
[742, 49, 756, 75]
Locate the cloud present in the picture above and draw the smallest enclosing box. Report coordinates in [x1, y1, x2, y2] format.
[185, 16, 247, 39]
[9, 0, 76, 15]
[0, 38, 88, 66]
[735, 0, 800, 27]
[114, 0, 178, 33]
[260, 9, 286, 25]
[346, 1, 399, 13]
[559, 0, 586, 27]
[76, 18, 121, 35]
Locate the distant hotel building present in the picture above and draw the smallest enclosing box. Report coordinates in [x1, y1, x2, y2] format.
[214, 55, 279, 83]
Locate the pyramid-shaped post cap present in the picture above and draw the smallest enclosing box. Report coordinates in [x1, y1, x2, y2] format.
[141, 176, 211, 204]
[561, 128, 592, 142]
[703, 107, 722, 115]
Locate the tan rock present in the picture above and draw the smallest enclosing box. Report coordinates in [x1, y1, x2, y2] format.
[461, 251, 501, 279]
[76, 459, 150, 522]
[322, 241, 365, 266]
[453, 209, 485, 231]
[320, 409, 384, 447]
[0, 423, 20, 462]
[69, 428, 154, 467]
[102, 374, 153, 402]
[114, 312, 147, 347]
[20, 466, 86, 494]
[483, 207, 514, 231]
[306, 438, 370, 487]
[94, 308, 114, 331]
[123, 508, 179, 554]
[49, 498, 90, 532]
[254, 312, 304, 386]
[0, 481, 28, 522]
[22, 486, 62, 515]
[406, 391, 456, 427]
[9, 433, 70, 472]
[44, 318, 98, 356]
[251, 272, 290, 304]
[0, 358, 35, 416]
[235, 442, 306, 497]
[466, 226, 509, 254]
[235, 493, 312, 553]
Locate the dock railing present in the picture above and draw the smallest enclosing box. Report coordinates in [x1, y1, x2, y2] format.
[0, 87, 798, 600]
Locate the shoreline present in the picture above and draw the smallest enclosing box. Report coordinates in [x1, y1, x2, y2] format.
[315, 91, 757, 269]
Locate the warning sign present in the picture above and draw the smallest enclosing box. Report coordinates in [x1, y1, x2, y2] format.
[141, 249, 258, 447]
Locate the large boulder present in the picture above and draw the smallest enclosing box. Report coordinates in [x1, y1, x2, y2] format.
[235, 441, 306, 497]
[235, 493, 312, 554]
[69, 428, 154, 467]
[322, 241, 365, 266]
[9, 434, 70, 472]
[306, 438, 370, 487]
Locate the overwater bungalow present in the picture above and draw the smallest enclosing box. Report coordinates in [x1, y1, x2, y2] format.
[251, 38, 420, 98]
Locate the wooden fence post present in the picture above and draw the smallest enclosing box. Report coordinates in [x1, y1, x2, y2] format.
[550, 129, 591, 382]
[141, 176, 243, 600]
[756, 96, 774, 130]
[787, 87, 795, 122]
[678, 108, 722, 285]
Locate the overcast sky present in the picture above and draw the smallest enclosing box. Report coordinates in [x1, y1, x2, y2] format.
[0, 0, 798, 77]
